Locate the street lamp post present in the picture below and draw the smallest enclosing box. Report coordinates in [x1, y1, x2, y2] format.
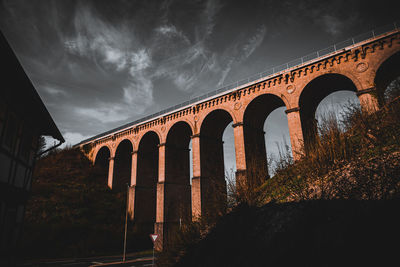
[123, 183, 130, 262]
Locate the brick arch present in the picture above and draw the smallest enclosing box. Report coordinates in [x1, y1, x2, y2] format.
[137, 128, 162, 150]
[199, 108, 235, 136]
[197, 106, 237, 131]
[296, 72, 360, 108]
[114, 138, 135, 153]
[197, 108, 233, 220]
[373, 49, 400, 105]
[93, 145, 111, 186]
[277, 93, 293, 110]
[165, 118, 194, 141]
[164, 120, 193, 228]
[297, 72, 359, 151]
[370, 43, 400, 77]
[243, 93, 288, 128]
[113, 139, 134, 190]
[242, 93, 288, 179]
[293, 69, 363, 108]
[267, 91, 291, 109]
[135, 130, 159, 236]
[93, 144, 112, 163]
[239, 91, 289, 122]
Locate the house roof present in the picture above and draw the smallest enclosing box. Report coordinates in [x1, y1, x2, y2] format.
[0, 30, 64, 143]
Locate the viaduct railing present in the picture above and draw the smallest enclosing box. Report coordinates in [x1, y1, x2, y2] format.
[75, 21, 399, 147]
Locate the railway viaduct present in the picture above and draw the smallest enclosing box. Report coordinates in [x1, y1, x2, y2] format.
[76, 27, 400, 250]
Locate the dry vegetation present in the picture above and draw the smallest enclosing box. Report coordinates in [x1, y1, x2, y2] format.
[262, 97, 400, 204]
[159, 83, 400, 266]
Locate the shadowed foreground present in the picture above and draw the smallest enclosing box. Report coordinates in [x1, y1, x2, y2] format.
[176, 199, 400, 267]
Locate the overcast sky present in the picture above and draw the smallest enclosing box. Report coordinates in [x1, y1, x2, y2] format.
[1, 0, 398, 173]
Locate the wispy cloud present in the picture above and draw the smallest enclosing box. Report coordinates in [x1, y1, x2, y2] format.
[146, 0, 223, 92]
[64, 7, 133, 72]
[217, 25, 267, 86]
[153, 19, 266, 91]
[217, 57, 235, 87]
[319, 14, 343, 36]
[243, 25, 266, 58]
[128, 49, 151, 73]
[103, 48, 128, 71]
[43, 85, 68, 97]
[155, 24, 190, 44]
[293, 1, 360, 37]
[74, 105, 131, 124]
[200, 0, 222, 39]
[63, 3, 155, 120]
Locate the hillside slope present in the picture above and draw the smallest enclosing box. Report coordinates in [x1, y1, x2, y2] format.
[20, 148, 151, 260]
[167, 98, 400, 266]
[175, 153, 400, 266]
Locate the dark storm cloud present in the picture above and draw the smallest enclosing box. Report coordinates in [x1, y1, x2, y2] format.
[0, 0, 398, 146]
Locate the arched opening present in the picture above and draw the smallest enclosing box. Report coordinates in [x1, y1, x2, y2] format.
[165, 121, 192, 232]
[243, 94, 288, 181]
[222, 122, 236, 208]
[315, 90, 360, 127]
[135, 131, 159, 236]
[264, 107, 292, 175]
[200, 109, 234, 219]
[94, 146, 110, 185]
[113, 139, 133, 191]
[375, 51, 400, 105]
[299, 74, 358, 152]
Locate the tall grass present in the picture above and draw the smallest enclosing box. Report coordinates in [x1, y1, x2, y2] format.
[261, 96, 400, 203]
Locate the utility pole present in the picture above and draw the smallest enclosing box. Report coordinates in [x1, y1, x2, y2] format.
[123, 183, 129, 262]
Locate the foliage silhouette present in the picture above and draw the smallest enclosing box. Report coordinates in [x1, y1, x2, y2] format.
[21, 147, 152, 260]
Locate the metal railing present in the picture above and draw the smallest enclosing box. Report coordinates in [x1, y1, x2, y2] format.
[76, 21, 399, 146]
